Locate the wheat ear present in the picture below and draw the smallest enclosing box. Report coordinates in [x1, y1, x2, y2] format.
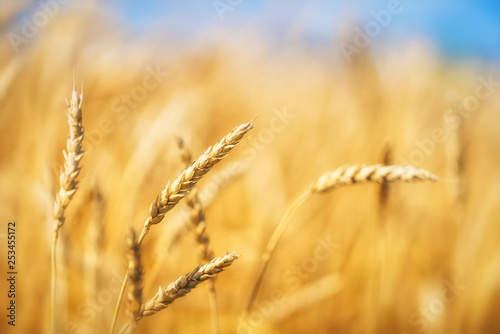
[110, 121, 253, 334]
[245, 164, 437, 315]
[310, 164, 437, 192]
[50, 84, 84, 334]
[119, 252, 239, 333]
[178, 138, 219, 334]
[141, 252, 239, 317]
[138, 121, 253, 243]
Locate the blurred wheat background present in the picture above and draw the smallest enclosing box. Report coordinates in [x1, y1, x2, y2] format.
[1, 1, 500, 333]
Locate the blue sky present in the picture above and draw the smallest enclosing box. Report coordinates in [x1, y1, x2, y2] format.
[117, 0, 500, 61]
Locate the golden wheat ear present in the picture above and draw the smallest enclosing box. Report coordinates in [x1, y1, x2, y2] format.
[140, 252, 239, 318]
[310, 164, 437, 192]
[119, 252, 239, 334]
[139, 120, 254, 243]
[245, 164, 438, 318]
[51, 83, 84, 334]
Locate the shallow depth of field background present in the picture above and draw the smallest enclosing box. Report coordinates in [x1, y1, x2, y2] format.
[1, 1, 500, 333]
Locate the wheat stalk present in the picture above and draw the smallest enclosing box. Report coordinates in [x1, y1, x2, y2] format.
[51, 84, 84, 334]
[445, 107, 467, 225]
[378, 142, 393, 216]
[187, 189, 215, 260]
[245, 164, 437, 316]
[110, 121, 253, 334]
[84, 185, 105, 333]
[126, 228, 143, 333]
[373, 142, 393, 333]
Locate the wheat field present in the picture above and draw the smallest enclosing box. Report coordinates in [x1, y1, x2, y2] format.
[1, 2, 500, 334]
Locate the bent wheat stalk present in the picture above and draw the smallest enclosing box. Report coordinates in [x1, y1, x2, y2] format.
[110, 121, 253, 334]
[119, 252, 239, 334]
[51, 85, 84, 334]
[245, 164, 437, 316]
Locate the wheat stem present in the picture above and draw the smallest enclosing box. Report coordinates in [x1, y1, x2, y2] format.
[50, 230, 59, 334]
[245, 190, 312, 315]
[126, 228, 143, 333]
[110, 121, 253, 334]
[50, 84, 84, 334]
